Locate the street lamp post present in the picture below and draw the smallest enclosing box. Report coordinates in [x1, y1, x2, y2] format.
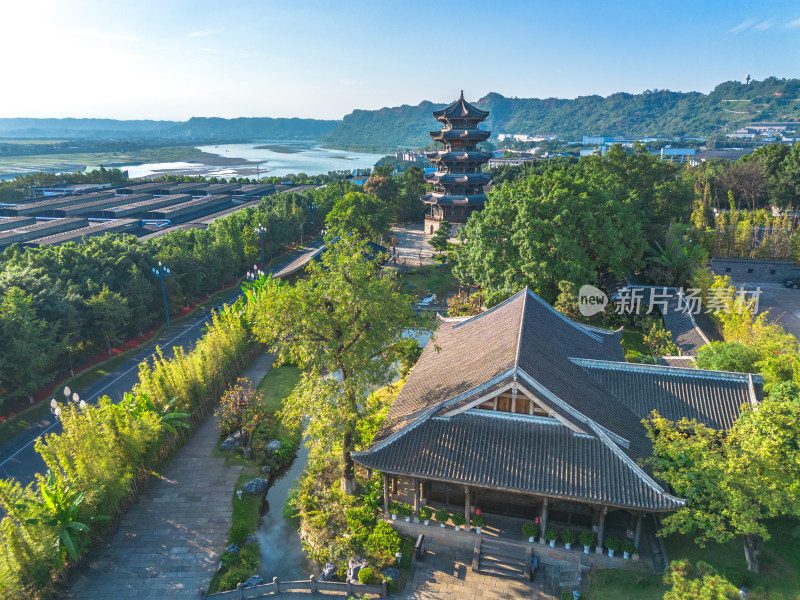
[246, 264, 264, 282]
[152, 261, 171, 330]
[299, 221, 314, 248]
[254, 223, 267, 270]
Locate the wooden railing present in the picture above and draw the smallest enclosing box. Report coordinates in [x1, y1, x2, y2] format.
[201, 575, 386, 599]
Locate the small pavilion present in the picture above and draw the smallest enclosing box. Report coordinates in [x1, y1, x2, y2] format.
[353, 288, 762, 552]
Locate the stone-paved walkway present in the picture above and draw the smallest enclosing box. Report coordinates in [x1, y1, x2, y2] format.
[68, 353, 275, 600]
[390, 224, 437, 267]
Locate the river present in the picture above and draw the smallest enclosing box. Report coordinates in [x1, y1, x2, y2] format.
[122, 141, 383, 179]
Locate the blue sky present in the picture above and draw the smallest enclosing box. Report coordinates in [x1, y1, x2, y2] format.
[0, 0, 798, 120]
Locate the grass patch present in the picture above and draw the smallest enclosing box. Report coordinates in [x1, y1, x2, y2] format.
[256, 365, 302, 414]
[582, 567, 664, 600]
[401, 263, 458, 298]
[621, 327, 648, 356]
[662, 518, 800, 599]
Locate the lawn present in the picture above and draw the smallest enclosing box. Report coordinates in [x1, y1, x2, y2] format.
[401, 263, 459, 299]
[621, 327, 648, 356]
[256, 365, 302, 414]
[578, 518, 800, 599]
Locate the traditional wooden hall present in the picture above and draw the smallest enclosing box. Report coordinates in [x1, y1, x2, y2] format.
[354, 288, 761, 559]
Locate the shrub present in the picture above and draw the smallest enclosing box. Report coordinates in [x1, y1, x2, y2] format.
[389, 500, 403, 515]
[228, 521, 249, 546]
[418, 507, 432, 520]
[357, 566, 375, 585]
[522, 521, 538, 538]
[605, 536, 621, 551]
[434, 507, 450, 523]
[218, 565, 255, 591]
[560, 529, 577, 545]
[346, 505, 377, 530]
[471, 514, 487, 528]
[451, 512, 466, 527]
[544, 527, 558, 541]
[239, 544, 260, 570]
[579, 531, 595, 547]
[398, 503, 413, 518]
[621, 540, 636, 555]
[365, 520, 401, 563]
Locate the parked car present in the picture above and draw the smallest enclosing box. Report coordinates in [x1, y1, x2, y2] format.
[784, 279, 799, 289]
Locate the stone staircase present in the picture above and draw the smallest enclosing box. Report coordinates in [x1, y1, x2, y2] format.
[472, 538, 531, 580]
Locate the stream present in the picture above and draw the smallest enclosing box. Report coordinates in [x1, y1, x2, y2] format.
[257, 440, 314, 580]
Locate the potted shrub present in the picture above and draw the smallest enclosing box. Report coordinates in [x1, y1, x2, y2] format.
[605, 536, 620, 558]
[471, 514, 487, 534]
[579, 531, 594, 554]
[560, 529, 577, 550]
[389, 501, 402, 521]
[434, 507, 450, 528]
[451, 512, 466, 532]
[418, 507, 432, 526]
[544, 528, 558, 547]
[399, 503, 413, 523]
[522, 521, 537, 543]
[621, 540, 636, 560]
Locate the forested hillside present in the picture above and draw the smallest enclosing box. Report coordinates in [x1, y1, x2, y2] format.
[321, 77, 800, 151]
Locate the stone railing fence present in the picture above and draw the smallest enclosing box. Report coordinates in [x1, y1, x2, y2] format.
[200, 575, 386, 599]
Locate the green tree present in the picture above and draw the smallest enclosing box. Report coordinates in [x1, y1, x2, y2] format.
[646, 381, 800, 572]
[695, 341, 760, 373]
[248, 236, 423, 493]
[86, 285, 131, 356]
[646, 239, 706, 287]
[429, 221, 451, 253]
[0, 287, 56, 402]
[663, 560, 739, 600]
[553, 280, 581, 321]
[325, 192, 392, 241]
[643, 321, 678, 361]
[214, 378, 264, 459]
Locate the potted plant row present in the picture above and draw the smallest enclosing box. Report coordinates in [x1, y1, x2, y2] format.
[418, 507, 432, 526]
[434, 507, 450, 528]
[399, 503, 413, 523]
[544, 527, 558, 547]
[579, 531, 595, 554]
[389, 501, 402, 521]
[621, 540, 636, 560]
[560, 529, 577, 550]
[451, 512, 466, 531]
[605, 536, 620, 558]
[471, 514, 487, 534]
[522, 521, 538, 543]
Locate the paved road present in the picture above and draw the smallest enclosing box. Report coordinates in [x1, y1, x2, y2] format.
[0, 239, 325, 486]
[736, 282, 800, 339]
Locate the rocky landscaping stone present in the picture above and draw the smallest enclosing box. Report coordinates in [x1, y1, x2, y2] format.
[244, 534, 259, 546]
[320, 562, 336, 581]
[221, 431, 243, 451]
[266, 439, 282, 453]
[239, 575, 264, 589]
[243, 478, 269, 494]
[261, 465, 272, 474]
[347, 556, 368, 584]
[382, 567, 399, 582]
[225, 543, 240, 555]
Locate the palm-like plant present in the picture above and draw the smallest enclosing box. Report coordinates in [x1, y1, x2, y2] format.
[24, 472, 109, 567]
[646, 239, 706, 287]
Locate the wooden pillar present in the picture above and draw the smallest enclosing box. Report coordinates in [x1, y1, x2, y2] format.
[596, 506, 607, 554]
[383, 473, 390, 517]
[634, 512, 643, 551]
[539, 497, 549, 543]
[391, 476, 397, 494]
[463, 487, 471, 531]
[421, 481, 428, 506]
[413, 478, 420, 522]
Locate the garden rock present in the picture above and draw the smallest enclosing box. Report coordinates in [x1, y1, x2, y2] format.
[266, 439, 282, 453]
[243, 478, 269, 494]
[346, 556, 368, 584]
[261, 465, 272, 474]
[244, 534, 259, 546]
[320, 562, 336, 581]
[382, 567, 399, 582]
[221, 431, 243, 451]
[239, 575, 264, 589]
[225, 543, 240, 555]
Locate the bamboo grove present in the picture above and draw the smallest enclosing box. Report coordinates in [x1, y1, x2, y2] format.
[0, 306, 257, 599]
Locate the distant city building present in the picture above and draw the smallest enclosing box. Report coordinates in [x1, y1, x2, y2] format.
[394, 150, 429, 164]
[30, 183, 113, 199]
[658, 147, 696, 162]
[488, 154, 537, 168]
[497, 133, 557, 142]
[422, 91, 491, 235]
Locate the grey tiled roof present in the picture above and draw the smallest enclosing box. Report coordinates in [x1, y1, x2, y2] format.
[356, 411, 684, 511]
[573, 359, 761, 430]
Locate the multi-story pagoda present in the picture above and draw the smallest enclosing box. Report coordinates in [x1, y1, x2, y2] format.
[422, 91, 491, 234]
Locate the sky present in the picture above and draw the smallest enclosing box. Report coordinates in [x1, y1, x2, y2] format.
[0, 0, 798, 121]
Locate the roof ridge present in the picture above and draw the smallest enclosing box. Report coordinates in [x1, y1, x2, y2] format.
[524, 288, 603, 342]
[513, 290, 527, 371]
[571, 357, 764, 383]
[586, 420, 686, 508]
